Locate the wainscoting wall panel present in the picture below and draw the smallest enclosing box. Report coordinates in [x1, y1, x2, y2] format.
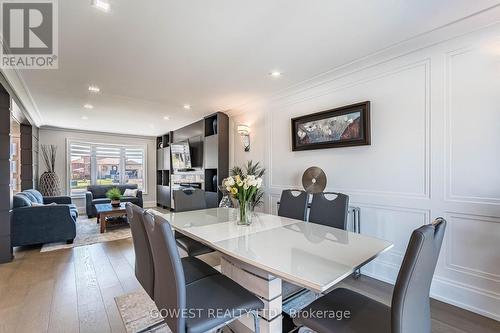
[445, 46, 500, 204]
[437, 212, 500, 310]
[230, 19, 500, 321]
[356, 204, 429, 282]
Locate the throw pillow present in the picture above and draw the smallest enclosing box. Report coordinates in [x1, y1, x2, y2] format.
[32, 202, 58, 207]
[123, 188, 138, 197]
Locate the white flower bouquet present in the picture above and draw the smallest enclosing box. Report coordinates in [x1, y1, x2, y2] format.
[224, 174, 263, 225]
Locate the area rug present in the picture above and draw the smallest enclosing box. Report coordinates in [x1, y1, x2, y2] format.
[40, 215, 131, 252]
[115, 290, 169, 333]
[115, 289, 234, 333]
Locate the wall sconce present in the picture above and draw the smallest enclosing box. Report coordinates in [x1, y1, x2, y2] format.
[237, 125, 250, 152]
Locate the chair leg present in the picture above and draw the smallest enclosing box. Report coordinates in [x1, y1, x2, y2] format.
[250, 310, 260, 333]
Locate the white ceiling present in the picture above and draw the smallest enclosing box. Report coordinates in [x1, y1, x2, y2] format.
[8, 0, 500, 136]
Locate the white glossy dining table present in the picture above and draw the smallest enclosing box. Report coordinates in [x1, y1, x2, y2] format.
[155, 208, 393, 333]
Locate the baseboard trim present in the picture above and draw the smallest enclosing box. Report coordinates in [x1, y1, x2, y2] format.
[362, 265, 500, 322]
[431, 276, 500, 322]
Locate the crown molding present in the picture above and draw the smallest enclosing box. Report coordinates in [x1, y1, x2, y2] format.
[39, 125, 157, 140]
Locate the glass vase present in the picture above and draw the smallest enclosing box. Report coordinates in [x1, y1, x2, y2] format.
[237, 201, 253, 225]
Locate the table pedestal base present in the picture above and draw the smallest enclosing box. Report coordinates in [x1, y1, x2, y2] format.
[221, 256, 283, 333]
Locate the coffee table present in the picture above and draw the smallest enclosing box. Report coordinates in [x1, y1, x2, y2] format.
[95, 203, 127, 233]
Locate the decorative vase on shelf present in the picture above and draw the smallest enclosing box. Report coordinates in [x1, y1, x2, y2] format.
[212, 175, 217, 192]
[237, 201, 252, 225]
[212, 118, 218, 135]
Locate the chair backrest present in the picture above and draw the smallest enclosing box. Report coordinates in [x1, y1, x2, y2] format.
[173, 188, 206, 212]
[143, 210, 186, 333]
[391, 218, 446, 333]
[125, 203, 154, 299]
[308, 192, 349, 230]
[278, 190, 308, 220]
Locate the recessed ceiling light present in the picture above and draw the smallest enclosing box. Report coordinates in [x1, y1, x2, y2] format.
[83, 104, 94, 109]
[270, 71, 282, 77]
[81, 116, 89, 120]
[163, 116, 170, 120]
[183, 104, 191, 110]
[88, 85, 100, 93]
[91, 0, 110, 12]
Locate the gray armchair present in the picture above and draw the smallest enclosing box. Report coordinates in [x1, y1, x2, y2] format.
[11, 190, 77, 247]
[86, 184, 143, 217]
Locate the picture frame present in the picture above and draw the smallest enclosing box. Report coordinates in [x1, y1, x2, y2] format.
[291, 101, 371, 151]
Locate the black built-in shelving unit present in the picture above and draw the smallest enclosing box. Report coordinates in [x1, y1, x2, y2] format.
[203, 112, 229, 207]
[156, 133, 172, 208]
[156, 112, 229, 209]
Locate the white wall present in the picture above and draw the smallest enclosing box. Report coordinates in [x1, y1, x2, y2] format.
[38, 127, 157, 211]
[230, 19, 500, 320]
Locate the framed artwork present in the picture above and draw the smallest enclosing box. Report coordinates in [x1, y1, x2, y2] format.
[291, 101, 370, 151]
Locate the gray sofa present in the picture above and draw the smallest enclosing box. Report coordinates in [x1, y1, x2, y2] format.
[86, 184, 143, 217]
[11, 189, 77, 247]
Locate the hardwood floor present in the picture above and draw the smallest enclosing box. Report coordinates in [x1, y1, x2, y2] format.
[0, 239, 139, 333]
[0, 238, 498, 333]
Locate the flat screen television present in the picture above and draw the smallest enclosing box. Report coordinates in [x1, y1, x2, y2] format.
[188, 135, 203, 168]
[171, 141, 192, 169]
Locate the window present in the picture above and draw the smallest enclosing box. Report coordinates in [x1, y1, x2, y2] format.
[69, 143, 91, 196]
[96, 146, 121, 187]
[68, 141, 147, 196]
[125, 147, 145, 189]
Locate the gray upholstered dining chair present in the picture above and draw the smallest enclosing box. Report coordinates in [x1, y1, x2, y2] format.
[308, 192, 349, 230]
[143, 210, 264, 333]
[277, 190, 310, 301]
[174, 188, 207, 212]
[126, 203, 220, 297]
[126, 202, 155, 298]
[173, 188, 215, 257]
[277, 189, 309, 220]
[293, 217, 447, 333]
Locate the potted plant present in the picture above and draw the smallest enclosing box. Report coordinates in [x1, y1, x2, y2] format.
[106, 187, 122, 207]
[224, 173, 263, 225]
